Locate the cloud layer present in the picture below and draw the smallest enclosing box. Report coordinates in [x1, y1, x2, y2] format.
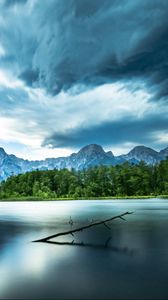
[0, 0, 168, 158]
[1, 0, 168, 96]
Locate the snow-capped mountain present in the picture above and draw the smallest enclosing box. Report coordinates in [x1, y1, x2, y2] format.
[0, 144, 167, 181]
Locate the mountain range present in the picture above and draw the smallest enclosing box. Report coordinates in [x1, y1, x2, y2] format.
[0, 144, 168, 181]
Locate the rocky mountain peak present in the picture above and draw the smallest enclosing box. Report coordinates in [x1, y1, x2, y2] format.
[0, 147, 6, 154]
[106, 150, 114, 158]
[78, 144, 105, 156]
[160, 147, 168, 158]
[124, 145, 159, 165]
[0, 147, 7, 160]
[128, 145, 158, 156]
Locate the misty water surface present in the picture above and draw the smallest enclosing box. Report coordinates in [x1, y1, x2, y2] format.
[0, 199, 168, 299]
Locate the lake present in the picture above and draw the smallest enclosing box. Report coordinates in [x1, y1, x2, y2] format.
[0, 199, 168, 299]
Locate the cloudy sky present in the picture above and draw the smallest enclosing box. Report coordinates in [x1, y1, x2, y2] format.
[0, 0, 168, 159]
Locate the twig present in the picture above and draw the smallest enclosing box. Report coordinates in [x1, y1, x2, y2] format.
[69, 216, 73, 227]
[33, 211, 133, 243]
[103, 222, 111, 230]
[119, 216, 126, 221]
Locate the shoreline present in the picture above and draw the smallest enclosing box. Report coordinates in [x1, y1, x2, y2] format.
[0, 195, 168, 202]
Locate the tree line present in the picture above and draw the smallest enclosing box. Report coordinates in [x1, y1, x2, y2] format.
[0, 159, 168, 199]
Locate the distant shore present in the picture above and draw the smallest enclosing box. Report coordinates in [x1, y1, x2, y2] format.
[0, 195, 168, 201]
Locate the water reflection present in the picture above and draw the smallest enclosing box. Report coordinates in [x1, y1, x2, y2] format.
[0, 199, 168, 299]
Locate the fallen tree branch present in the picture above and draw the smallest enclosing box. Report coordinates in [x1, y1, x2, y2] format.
[33, 211, 133, 243]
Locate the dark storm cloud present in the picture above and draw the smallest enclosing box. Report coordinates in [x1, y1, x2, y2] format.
[0, 0, 168, 155]
[4, 0, 28, 7]
[1, 0, 168, 98]
[42, 114, 168, 150]
[19, 69, 39, 87]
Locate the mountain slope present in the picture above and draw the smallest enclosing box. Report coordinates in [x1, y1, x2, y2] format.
[159, 147, 168, 159]
[120, 145, 161, 165]
[0, 144, 167, 181]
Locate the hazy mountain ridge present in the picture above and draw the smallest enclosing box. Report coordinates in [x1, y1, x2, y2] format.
[0, 144, 167, 181]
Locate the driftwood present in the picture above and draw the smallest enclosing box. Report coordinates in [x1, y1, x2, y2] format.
[33, 211, 133, 243]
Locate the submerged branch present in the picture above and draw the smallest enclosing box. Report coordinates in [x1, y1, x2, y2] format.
[33, 211, 133, 243]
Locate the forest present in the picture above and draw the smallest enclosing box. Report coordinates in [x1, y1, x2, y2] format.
[0, 159, 168, 199]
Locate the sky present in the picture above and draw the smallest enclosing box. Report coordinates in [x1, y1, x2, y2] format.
[0, 0, 168, 160]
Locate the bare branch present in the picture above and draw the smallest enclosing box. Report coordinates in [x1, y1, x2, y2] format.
[119, 216, 126, 221]
[103, 222, 111, 230]
[33, 211, 133, 243]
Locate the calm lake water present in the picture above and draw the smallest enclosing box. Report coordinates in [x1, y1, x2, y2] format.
[0, 199, 168, 299]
